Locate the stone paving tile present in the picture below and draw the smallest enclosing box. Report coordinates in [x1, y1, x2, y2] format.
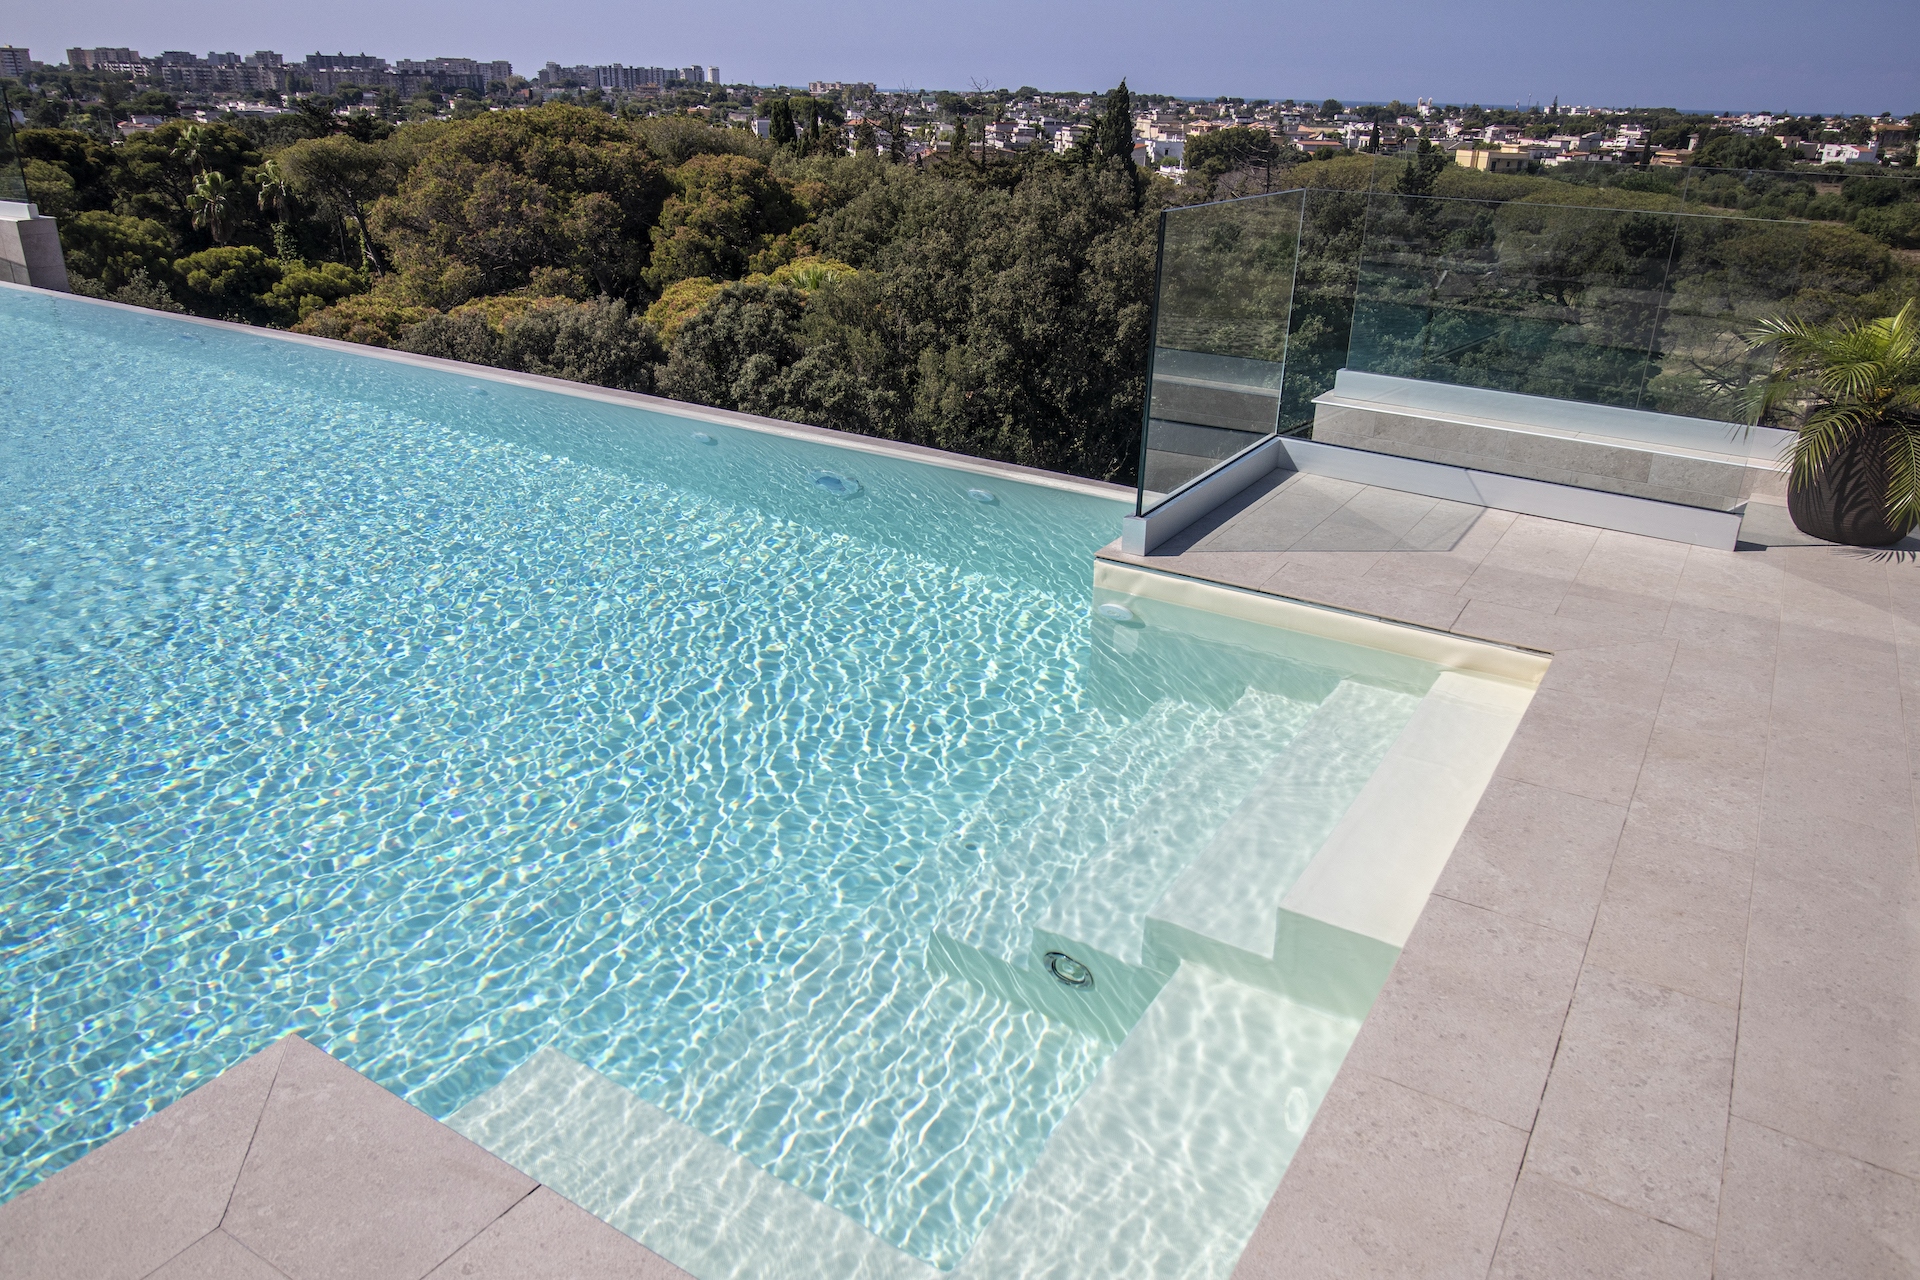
[1453, 599, 1666, 653]
[1583, 827, 1753, 1009]
[1732, 812, 1920, 1179]
[1714, 1119, 1920, 1279]
[146, 1230, 292, 1280]
[1433, 776, 1625, 938]
[1290, 486, 1441, 552]
[1343, 896, 1587, 1130]
[1653, 644, 1776, 739]
[1195, 473, 1362, 552]
[1458, 516, 1600, 613]
[224, 1037, 536, 1280]
[1625, 725, 1766, 854]
[1525, 967, 1737, 1236]
[1493, 683, 1657, 808]
[423, 1187, 692, 1280]
[1488, 1172, 1712, 1280]
[0, 1038, 286, 1280]
[1232, 1070, 1529, 1280]
[1259, 561, 1469, 632]
[1531, 640, 1676, 713]
[1661, 599, 1780, 656]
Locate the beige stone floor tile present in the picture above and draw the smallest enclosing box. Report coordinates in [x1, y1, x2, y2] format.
[1625, 726, 1764, 854]
[1191, 475, 1359, 553]
[1488, 1172, 1712, 1280]
[1342, 896, 1586, 1130]
[1533, 640, 1676, 713]
[1138, 549, 1291, 593]
[1661, 599, 1779, 656]
[1459, 560, 1585, 615]
[1494, 685, 1656, 807]
[223, 1037, 536, 1280]
[422, 1187, 692, 1280]
[1761, 743, 1913, 838]
[0, 1038, 287, 1280]
[1434, 777, 1625, 937]
[147, 1230, 292, 1280]
[1714, 1119, 1920, 1279]
[1259, 562, 1468, 632]
[1258, 546, 1386, 583]
[1731, 816, 1919, 1178]
[1525, 967, 1737, 1236]
[1395, 498, 1487, 553]
[1653, 646, 1776, 738]
[1770, 627, 1901, 710]
[1486, 513, 1604, 567]
[1232, 1071, 1528, 1280]
[1453, 599, 1665, 652]
[1574, 529, 1691, 595]
[1291, 486, 1444, 552]
[1362, 507, 1514, 591]
[1583, 828, 1753, 1008]
[1668, 552, 1782, 619]
[1555, 579, 1674, 635]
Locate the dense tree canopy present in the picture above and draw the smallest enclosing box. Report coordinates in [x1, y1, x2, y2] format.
[17, 97, 1920, 485]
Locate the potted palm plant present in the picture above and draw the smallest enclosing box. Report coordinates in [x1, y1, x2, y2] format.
[1748, 302, 1920, 547]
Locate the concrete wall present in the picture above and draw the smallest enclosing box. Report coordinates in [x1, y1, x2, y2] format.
[0, 202, 71, 292]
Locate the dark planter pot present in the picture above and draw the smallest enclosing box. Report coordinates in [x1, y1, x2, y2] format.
[1787, 430, 1917, 547]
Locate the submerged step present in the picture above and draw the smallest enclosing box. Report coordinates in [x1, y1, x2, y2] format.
[1148, 671, 1534, 1017]
[925, 697, 1222, 1037]
[451, 964, 1363, 1280]
[1023, 687, 1320, 1039]
[449, 1048, 939, 1280]
[952, 962, 1357, 1279]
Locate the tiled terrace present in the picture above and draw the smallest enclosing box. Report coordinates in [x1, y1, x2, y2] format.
[3, 464, 1915, 1278]
[1102, 469, 1920, 1278]
[0, 1035, 690, 1280]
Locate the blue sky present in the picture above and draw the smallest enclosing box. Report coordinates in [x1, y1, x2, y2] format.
[9, 0, 1916, 115]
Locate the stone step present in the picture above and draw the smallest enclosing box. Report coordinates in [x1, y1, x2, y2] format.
[1147, 671, 1533, 1017]
[1024, 687, 1321, 1040]
[924, 697, 1223, 1036]
[450, 965, 1365, 1280]
[448, 1047, 940, 1280]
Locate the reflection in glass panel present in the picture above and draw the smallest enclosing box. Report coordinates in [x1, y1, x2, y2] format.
[0, 86, 30, 205]
[1140, 193, 1302, 508]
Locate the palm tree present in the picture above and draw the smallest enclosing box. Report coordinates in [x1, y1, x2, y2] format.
[1748, 302, 1920, 544]
[254, 158, 300, 259]
[171, 124, 210, 169]
[188, 170, 238, 245]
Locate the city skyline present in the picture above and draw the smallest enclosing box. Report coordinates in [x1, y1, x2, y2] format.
[4, 0, 1916, 114]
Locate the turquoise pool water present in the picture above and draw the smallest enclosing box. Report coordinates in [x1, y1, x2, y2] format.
[0, 287, 1432, 1269]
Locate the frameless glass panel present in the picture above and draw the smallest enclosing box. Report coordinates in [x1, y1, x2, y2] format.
[1641, 210, 1811, 423]
[0, 85, 30, 204]
[1138, 192, 1303, 510]
[1134, 173, 1865, 518]
[1344, 193, 1812, 425]
[1272, 187, 1368, 431]
[1348, 195, 1680, 410]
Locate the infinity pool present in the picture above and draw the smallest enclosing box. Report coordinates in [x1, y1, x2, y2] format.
[1, 286, 1523, 1276]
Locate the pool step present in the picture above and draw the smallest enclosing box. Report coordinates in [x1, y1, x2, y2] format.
[923, 697, 1223, 1035]
[448, 1048, 940, 1280]
[1146, 671, 1533, 1017]
[1013, 679, 1420, 1043]
[952, 963, 1355, 1278]
[450, 965, 1363, 1280]
[1021, 687, 1320, 1040]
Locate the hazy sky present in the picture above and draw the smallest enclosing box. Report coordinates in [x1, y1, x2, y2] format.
[8, 0, 1916, 114]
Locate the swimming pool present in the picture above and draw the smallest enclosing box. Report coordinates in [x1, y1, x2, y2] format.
[0, 285, 1538, 1277]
